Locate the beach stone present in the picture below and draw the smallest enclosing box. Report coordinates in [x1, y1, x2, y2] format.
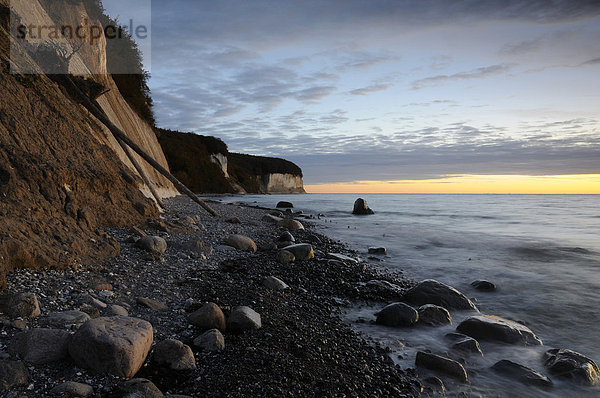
[0, 360, 29, 390]
[404, 279, 478, 311]
[276, 201, 294, 208]
[9, 328, 70, 364]
[4, 292, 41, 318]
[81, 294, 107, 309]
[226, 217, 241, 224]
[327, 253, 358, 263]
[263, 276, 289, 290]
[424, 376, 446, 395]
[452, 336, 483, 356]
[492, 360, 553, 388]
[136, 297, 167, 311]
[68, 316, 153, 378]
[227, 306, 261, 332]
[185, 239, 214, 257]
[416, 351, 469, 382]
[544, 348, 599, 385]
[471, 280, 496, 292]
[119, 378, 164, 397]
[188, 302, 226, 331]
[277, 241, 295, 249]
[277, 231, 295, 242]
[283, 244, 314, 260]
[93, 283, 113, 291]
[80, 304, 101, 319]
[365, 280, 404, 297]
[277, 218, 305, 230]
[375, 302, 418, 327]
[352, 198, 374, 215]
[107, 304, 129, 316]
[418, 304, 452, 326]
[262, 214, 283, 223]
[277, 249, 296, 264]
[11, 319, 27, 329]
[225, 234, 257, 252]
[50, 381, 94, 396]
[152, 339, 196, 370]
[193, 329, 225, 352]
[47, 310, 90, 328]
[136, 236, 167, 256]
[368, 247, 387, 255]
[457, 315, 542, 345]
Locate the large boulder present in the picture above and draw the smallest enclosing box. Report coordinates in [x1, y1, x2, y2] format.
[415, 351, 469, 383]
[403, 279, 478, 311]
[152, 339, 196, 370]
[492, 360, 553, 388]
[277, 218, 305, 230]
[224, 234, 257, 252]
[375, 303, 418, 327]
[456, 315, 542, 346]
[544, 348, 599, 386]
[68, 316, 153, 378]
[227, 306, 261, 332]
[282, 244, 314, 260]
[9, 328, 70, 364]
[352, 198, 374, 215]
[136, 236, 167, 256]
[418, 304, 452, 326]
[187, 302, 226, 331]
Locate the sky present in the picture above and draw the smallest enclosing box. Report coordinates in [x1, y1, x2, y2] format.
[104, 0, 600, 193]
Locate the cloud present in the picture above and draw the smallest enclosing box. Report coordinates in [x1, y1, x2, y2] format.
[412, 64, 515, 90]
[581, 57, 600, 65]
[349, 84, 391, 96]
[501, 38, 544, 55]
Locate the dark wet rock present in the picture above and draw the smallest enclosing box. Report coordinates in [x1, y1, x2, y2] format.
[452, 337, 483, 356]
[456, 315, 542, 346]
[227, 306, 261, 332]
[492, 360, 553, 388]
[193, 329, 225, 352]
[224, 234, 257, 252]
[69, 316, 153, 378]
[283, 243, 314, 260]
[188, 302, 226, 331]
[277, 231, 295, 242]
[47, 310, 90, 328]
[375, 302, 418, 327]
[277, 240, 295, 249]
[404, 279, 478, 311]
[152, 339, 196, 370]
[0, 360, 29, 390]
[352, 198, 374, 215]
[276, 201, 294, 208]
[423, 376, 446, 395]
[326, 253, 358, 263]
[50, 381, 94, 396]
[277, 218, 305, 230]
[2, 292, 41, 318]
[136, 236, 167, 256]
[415, 351, 469, 383]
[9, 328, 70, 364]
[276, 249, 296, 264]
[137, 297, 167, 311]
[119, 378, 164, 398]
[544, 348, 599, 386]
[368, 247, 387, 255]
[417, 304, 452, 326]
[471, 280, 496, 292]
[364, 280, 404, 298]
[81, 293, 107, 309]
[263, 276, 289, 290]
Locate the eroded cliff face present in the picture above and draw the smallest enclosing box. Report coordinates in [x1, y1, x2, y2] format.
[258, 173, 305, 194]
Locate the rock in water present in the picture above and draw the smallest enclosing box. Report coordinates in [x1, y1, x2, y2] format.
[544, 348, 600, 386]
[282, 244, 314, 260]
[277, 218, 305, 230]
[193, 329, 225, 352]
[352, 198, 374, 215]
[0, 360, 29, 390]
[375, 303, 418, 327]
[276, 201, 294, 208]
[9, 328, 70, 364]
[452, 337, 483, 356]
[415, 351, 469, 383]
[152, 339, 196, 370]
[135, 236, 167, 256]
[68, 316, 153, 378]
[418, 304, 452, 326]
[492, 360, 553, 388]
[224, 234, 257, 252]
[404, 279, 478, 311]
[188, 302, 226, 331]
[227, 306, 261, 332]
[368, 247, 387, 255]
[456, 315, 542, 346]
[50, 381, 94, 397]
[471, 280, 496, 292]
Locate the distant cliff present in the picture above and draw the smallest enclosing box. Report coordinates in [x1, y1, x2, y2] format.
[157, 129, 305, 194]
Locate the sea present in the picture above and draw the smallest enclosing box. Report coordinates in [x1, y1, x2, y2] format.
[216, 194, 600, 397]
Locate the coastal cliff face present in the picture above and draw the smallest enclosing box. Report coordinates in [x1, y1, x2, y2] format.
[258, 173, 305, 194]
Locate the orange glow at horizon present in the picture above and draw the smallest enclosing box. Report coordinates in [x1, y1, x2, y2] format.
[305, 174, 600, 194]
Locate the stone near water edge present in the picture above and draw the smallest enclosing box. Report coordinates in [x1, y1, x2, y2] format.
[352, 198, 374, 215]
[135, 236, 168, 256]
[365, 280, 404, 297]
[282, 243, 314, 261]
[326, 253, 359, 263]
[423, 376, 446, 395]
[152, 339, 196, 370]
[375, 302, 419, 327]
[492, 360, 553, 388]
[47, 310, 91, 328]
[262, 214, 283, 223]
[119, 378, 164, 398]
[9, 328, 70, 364]
[107, 304, 129, 316]
[3, 292, 41, 318]
[368, 247, 387, 255]
[224, 234, 257, 252]
[188, 302, 226, 331]
[227, 306, 262, 333]
[193, 329, 225, 352]
[263, 276, 289, 291]
[68, 316, 153, 378]
[471, 280, 497, 292]
[277, 231, 295, 243]
[0, 360, 29, 390]
[276, 201, 294, 208]
[418, 304, 452, 326]
[452, 337, 483, 356]
[277, 218, 305, 230]
[544, 348, 600, 386]
[456, 314, 543, 346]
[50, 381, 95, 397]
[403, 279, 478, 311]
[415, 351, 469, 383]
[276, 249, 296, 264]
